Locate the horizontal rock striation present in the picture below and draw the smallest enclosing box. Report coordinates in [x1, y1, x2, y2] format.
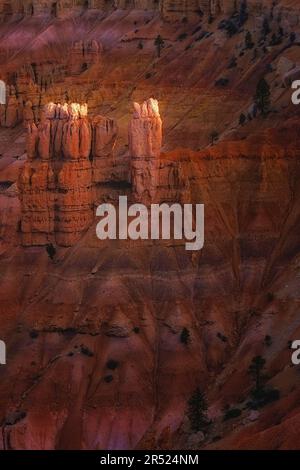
[129, 98, 162, 203]
[18, 102, 119, 246]
[0, 0, 267, 22]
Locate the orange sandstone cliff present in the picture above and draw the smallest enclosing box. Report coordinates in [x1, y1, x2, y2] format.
[0, 0, 299, 451]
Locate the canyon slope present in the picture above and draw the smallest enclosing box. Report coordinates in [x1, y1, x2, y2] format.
[0, 0, 300, 450]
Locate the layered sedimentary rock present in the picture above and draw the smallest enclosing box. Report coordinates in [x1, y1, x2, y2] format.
[68, 40, 102, 76]
[0, 87, 23, 128]
[19, 102, 94, 246]
[0, 0, 261, 21]
[91, 115, 118, 183]
[129, 98, 162, 203]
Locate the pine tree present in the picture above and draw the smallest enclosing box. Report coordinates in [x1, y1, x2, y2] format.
[187, 388, 209, 432]
[248, 355, 266, 392]
[255, 78, 270, 115]
[154, 35, 164, 58]
[210, 130, 219, 145]
[180, 327, 190, 345]
[239, 0, 248, 26]
[245, 31, 254, 49]
[46, 243, 56, 260]
[239, 113, 246, 126]
[262, 17, 271, 37]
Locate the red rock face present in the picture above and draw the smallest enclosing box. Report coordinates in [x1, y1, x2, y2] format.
[18, 103, 94, 246]
[129, 98, 162, 203]
[1, 0, 300, 452]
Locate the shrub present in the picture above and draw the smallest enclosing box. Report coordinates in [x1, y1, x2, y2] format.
[154, 35, 164, 57]
[270, 33, 282, 46]
[262, 18, 271, 37]
[29, 329, 39, 339]
[215, 77, 229, 87]
[228, 56, 237, 68]
[177, 32, 188, 42]
[46, 243, 56, 260]
[210, 131, 219, 145]
[104, 375, 113, 383]
[223, 408, 241, 421]
[180, 327, 190, 345]
[248, 355, 266, 392]
[217, 332, 228, 343]
[80, 345, 94, 357]
[245, 31, 254, 49]
[248, 387, 280, 409]
[264, 335, 272, 347]
[239, 113, 246, 126]
[187, 388, 209, 432]
[226, 20, 238, 37]
[106, 359, 119, 370]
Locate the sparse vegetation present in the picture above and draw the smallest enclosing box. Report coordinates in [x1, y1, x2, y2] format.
[210, 131, 219, 145]
[46, 243, 56, 260]
[187, 388, 209, 432]
[215, 77, 229, 87]
[217, 332, 228, 343]
[238, 0, 248, 26]
[228, 56, 237, 68]
[154, 35, 164, 58]
[80, 345, 94, 357]
[255, 77, 270, 115]
[239, 113, 246, 126]
[264, 335, 272, 347]
[223, 407, 241, 421]
[180, 327, 190, 345]
[245, 31, 254, 49]
[106, 359, 119, 370]
[177, 32, 188, 42]
[247, 387, 280, 409]
[262, 17, 271, 38]
[104, 375, 113, 383]
[248, 355, 266, 392]
[29, 329, 39, 339]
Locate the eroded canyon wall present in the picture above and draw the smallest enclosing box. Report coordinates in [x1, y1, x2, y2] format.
[0, 0, 270, 21]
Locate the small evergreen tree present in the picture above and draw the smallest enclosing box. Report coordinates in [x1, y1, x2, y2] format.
[187, 387, 209, 432]
[46, 243, 56, 260]
[180, 327, 190, 345]
[262, 17, 271, 37]
[239, 113, 246, 126]
[239, 0, 248, 26]
[245, 31, 254, 49]
[154, 35, 164, 58]
[210, 130, 219, 145]
[248, 355, 266, 392]
[290, 32, 296, 43]
[255, 77, 270, 115]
